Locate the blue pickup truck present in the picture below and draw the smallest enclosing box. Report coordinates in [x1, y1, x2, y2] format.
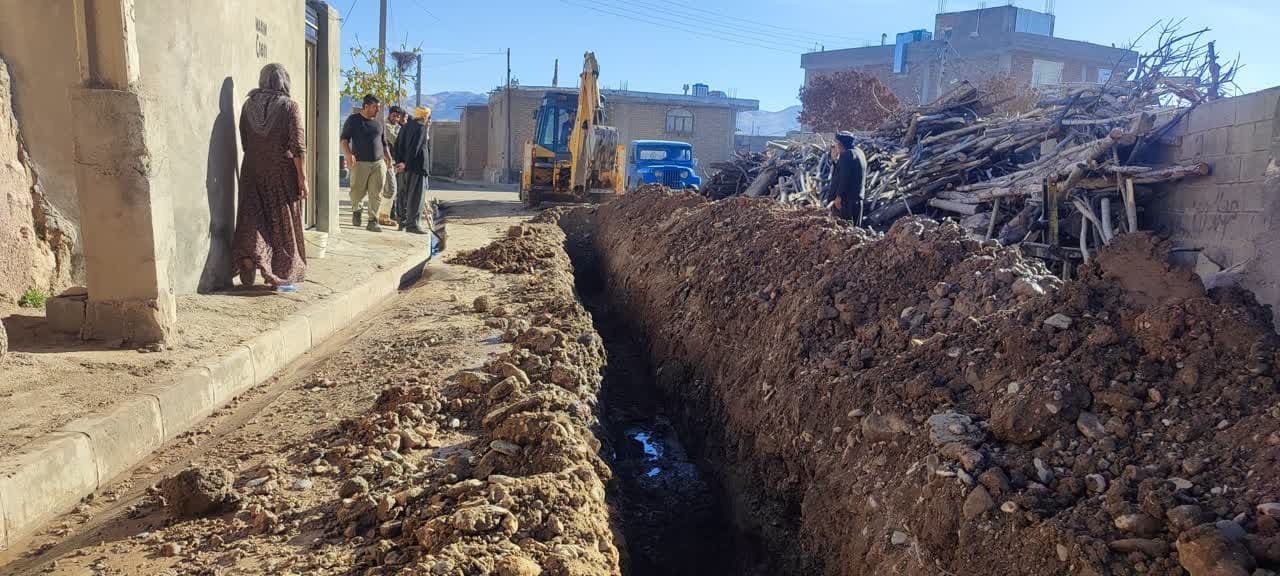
[627, 140, 701, 190]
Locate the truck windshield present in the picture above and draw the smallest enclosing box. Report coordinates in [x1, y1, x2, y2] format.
[636, 147, 692, 162]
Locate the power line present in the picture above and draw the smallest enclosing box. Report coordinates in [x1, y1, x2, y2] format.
[591, 0, 828, 50]
[418, 50, 508, 56]
[341, 0, 361, 24]
[582, 0, 813, 51]
[406, 0, 445, 24]
[425, 53, 504, 69]
[558, 0, 805, 54]
[610, 0, 878, 46]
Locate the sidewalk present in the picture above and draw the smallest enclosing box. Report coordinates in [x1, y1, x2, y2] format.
[0, 187, 526, 552]
[0, 206, 427, 458]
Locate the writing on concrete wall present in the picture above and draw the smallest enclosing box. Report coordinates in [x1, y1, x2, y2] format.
[256, 18, 269, 59]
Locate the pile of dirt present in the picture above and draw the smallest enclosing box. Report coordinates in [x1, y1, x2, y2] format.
[589, 188, 1280, 576]
[446, 224, 567, 275]
[158, 466, 242, 519]
[322, 223, 622, 575]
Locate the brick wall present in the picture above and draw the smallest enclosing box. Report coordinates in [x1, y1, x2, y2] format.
[1147, 87, 1280, 325]
[484, 89, 742, 182]
[485, 90, 544, 183]
[458, 106, 488, 181]
[805, 44, 1128, 107]
[429, 121, 459, 177]
[608, 101, 736, 177]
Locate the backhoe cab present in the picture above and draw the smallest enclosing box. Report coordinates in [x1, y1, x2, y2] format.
[520, 52, 625, 207]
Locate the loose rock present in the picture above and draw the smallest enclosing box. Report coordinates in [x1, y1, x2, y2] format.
[962, 486, 995, 520]
[158, 467, 240, 519]
[1176, 524, 1257, 576]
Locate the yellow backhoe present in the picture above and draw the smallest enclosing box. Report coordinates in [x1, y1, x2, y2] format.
[520, 52, 626, 207]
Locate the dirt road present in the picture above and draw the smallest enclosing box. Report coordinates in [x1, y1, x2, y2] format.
[0, 187, 536, 575]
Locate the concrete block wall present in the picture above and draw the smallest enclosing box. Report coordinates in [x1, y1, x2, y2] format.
[1147, 87, 1280, 325]
[458, 106, 488, 181]
[430, 121, 460, 177]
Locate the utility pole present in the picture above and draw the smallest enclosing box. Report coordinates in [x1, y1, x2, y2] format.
[378, 0, 387, 78]
[378, 0, 388, 126]
[552, 59, 559, 87]
[416, 53, 422, 107]
[505, 47, 512, 182]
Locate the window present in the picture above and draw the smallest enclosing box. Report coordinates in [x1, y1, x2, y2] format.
[1097, 68, 1113, 83]
[666, 108, 694, 134]
[636, 147, 692, 162]
[1031, 59, 1064, 87]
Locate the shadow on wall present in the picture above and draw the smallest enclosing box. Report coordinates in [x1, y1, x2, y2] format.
[199, 77, 237, 293]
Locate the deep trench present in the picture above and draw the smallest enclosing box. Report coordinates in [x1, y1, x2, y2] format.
[560, 221, 786, 576]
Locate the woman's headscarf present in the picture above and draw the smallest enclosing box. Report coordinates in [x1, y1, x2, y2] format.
[244, 63, 293, 136]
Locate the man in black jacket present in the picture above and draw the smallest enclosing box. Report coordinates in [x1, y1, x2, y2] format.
[826, 132, 867, 223]
[393, 107, 431, 234]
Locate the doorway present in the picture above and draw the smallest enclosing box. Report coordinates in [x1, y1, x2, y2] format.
[303, 5, 319, 228]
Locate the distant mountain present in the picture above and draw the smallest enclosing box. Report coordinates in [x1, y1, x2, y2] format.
[737, 105, 801, 136]
[339, 91, 488, 121]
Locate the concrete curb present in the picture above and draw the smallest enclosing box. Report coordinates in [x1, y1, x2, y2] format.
[0, 250, 428, 550]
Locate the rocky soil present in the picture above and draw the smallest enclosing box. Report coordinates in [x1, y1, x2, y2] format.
[589, 188, 1280, 576]
[322, 222, 621, 575]
[0, 199, 624, 576]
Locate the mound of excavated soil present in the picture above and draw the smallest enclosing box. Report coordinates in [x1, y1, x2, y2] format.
[159, 466, 241, 519]
[327, 223, 622, 575]
[447, 224, 565, 275]
[590, 188, 1280, 576]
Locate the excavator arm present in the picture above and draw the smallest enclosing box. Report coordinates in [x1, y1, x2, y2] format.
[568, 52, 602, 191]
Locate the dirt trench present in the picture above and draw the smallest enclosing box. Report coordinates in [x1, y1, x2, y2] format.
[540, 188, 1280, 576]
[546, 207, 786, 576]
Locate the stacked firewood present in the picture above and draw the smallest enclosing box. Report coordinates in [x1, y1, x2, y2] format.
[702, 23, 1235, 270]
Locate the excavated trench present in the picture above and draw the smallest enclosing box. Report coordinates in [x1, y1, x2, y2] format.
[539, 188, 1280, 576]
[554, 209, 797, 576]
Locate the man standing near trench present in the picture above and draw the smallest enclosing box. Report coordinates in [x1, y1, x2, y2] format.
[394, 106, 432, 234]
[379, 106, 406, 227]
[826, 131, 868, 224]
[341, 94, 393, 232]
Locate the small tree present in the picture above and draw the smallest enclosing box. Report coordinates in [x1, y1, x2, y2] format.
[341, 44, 419, 109]
[798, 70, 901, 132]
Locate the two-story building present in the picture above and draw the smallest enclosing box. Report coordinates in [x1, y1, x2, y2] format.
[472, 84, 758, 183]
[801, 5, 1138, 107]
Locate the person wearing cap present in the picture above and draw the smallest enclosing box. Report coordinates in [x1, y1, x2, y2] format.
[378, 106, 407, 227]
[393, 106, 432, 234]
[827, 131, 868, 223]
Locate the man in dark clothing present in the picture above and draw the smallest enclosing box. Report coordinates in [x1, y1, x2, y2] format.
[340, 94, 393, 231]
[393, 106, 432, 234]
[826, 131, 868, 223]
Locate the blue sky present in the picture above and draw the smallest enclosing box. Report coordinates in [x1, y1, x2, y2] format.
[338, 0, 1278, 111]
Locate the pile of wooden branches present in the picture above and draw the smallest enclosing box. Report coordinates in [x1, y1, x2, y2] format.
[703, 141, 829, 202]
[701, 22, 1235, 271]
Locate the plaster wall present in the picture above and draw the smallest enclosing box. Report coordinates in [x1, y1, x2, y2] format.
[133, 0, 306, 293]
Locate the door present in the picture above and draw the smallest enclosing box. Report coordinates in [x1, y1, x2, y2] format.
[303, 7, 319, 228]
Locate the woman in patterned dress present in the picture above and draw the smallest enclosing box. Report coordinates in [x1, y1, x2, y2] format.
[232, 63, 308, 292]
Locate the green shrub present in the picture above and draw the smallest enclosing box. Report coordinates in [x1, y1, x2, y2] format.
[18, 288, 47, 308]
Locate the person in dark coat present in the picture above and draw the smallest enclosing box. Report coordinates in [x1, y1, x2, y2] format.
[826, 131, 868, 223]
[393, 107, 431, 234]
